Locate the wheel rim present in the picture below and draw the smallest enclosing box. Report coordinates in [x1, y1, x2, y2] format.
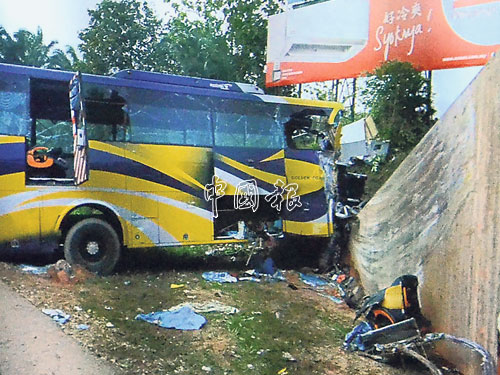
[79, 237, 106, 263]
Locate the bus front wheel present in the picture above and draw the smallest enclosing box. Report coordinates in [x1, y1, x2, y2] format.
[64, 218, 121, 276]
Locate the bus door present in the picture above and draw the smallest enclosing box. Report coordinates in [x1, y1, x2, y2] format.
[211, 99, 286, 237]
[124, 88, 214, 245]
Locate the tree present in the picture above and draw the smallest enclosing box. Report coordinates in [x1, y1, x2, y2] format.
[0, 26, 81, 70]
[47, 46, 85, 71]
[160, 0, 284, 86]
[1, 27, 53, 67]
[78, 0, 164, 74]
[362, 61, 435, 150]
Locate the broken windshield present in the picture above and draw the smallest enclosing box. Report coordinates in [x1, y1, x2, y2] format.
[282, 106, 332, 150]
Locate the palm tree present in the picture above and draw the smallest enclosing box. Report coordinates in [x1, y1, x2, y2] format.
[0, 26, 81, 70]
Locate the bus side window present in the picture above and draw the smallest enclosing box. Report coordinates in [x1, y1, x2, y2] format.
[128, 89, 213, 147]
[0, 73, 30, 137]
[213, 99, 285, 149]
[84, 85, 129, 142]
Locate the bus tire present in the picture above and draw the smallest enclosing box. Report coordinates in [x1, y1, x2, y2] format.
[64, 218, 121, 276]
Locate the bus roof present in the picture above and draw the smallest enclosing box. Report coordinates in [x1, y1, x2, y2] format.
[0, 63, 342, 110]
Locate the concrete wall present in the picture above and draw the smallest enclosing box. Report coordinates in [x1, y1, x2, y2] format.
[350, 54, 500, 370]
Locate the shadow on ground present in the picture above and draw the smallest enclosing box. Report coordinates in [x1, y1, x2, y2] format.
[0, 236, 328, 275]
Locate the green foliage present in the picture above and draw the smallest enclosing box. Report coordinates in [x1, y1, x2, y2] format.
[160, 0, 284, 86]
[0, 26, 79, 70]
[362, 61, 435, 150]
[78, 0, 164, 74]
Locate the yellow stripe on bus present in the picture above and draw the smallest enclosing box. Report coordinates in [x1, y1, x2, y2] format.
[284, 220, 330, 236]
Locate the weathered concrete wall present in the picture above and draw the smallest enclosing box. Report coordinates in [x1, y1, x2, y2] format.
[350, 54, 500, 369]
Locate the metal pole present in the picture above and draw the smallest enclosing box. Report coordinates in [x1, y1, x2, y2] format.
[351, 78, 357, 122]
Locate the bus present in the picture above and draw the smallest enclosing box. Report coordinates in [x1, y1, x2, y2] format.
[0, 63, 345, 275]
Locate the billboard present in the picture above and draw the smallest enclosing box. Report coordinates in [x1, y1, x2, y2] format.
[266, 0, 500, 86]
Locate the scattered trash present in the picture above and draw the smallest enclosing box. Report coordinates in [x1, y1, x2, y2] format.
[278, 368, 288, 375]
[170, 283, 185, 289]
[282, 352, 297, 362]
[202, 269, 285, 284]
[343, 321, 373, 352]
[247, 364, 255, 370]
[106, 322, 115, 328]
[355, 275, 429, 329]
[336, 274, 347, 284]
[77, 324, 90, 331]
[299, 273, 329, 288]
[319, 293, 343, 304]
[256, 257, 275, 275]
[74, 306, 83, 312]
[104, 305, 113, 310]
[201, 365, 212, 373]
[19, 264, 49, 275]
[123, 280, 131, 286]
[202, 272, 237, 283]
[168, 301, 239, 315]
[135, 306, 206, 330]
[240, 269, 286, 282]
[42, 308, 71, 324]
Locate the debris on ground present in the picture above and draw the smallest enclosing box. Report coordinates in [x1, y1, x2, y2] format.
[202, 271, 238, 283]
[202, 269, 286, 284]
[20, 259, 94, 285]
[344, 274, 496, 374]
[343, 321, 373, 352]
[170, 283, 185, 289]
[19, 264, 50, 275]
[295, 272, 346, 305]
[168, 301, 239, 315]
[42, 308, 71, 324]
[135, 305, 207, 330]
[282, 351, 297, 362]
[239, 269, 286, 282]
[354, 275, 429, 329]
[299, 273, 329, 287]
[77, 324, 90, 330]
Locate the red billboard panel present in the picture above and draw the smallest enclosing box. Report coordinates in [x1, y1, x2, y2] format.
[266, 0, 500, 86]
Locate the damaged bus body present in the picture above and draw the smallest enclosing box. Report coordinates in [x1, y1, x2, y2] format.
[0, 63, 361, 274]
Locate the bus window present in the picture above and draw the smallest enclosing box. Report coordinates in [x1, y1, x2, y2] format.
[128, 89, 213, 147]
[30, 79, 73, 152]
[213, 99, 284, 149]
[28, 79, 74, 180]
[83, 84, 129, 142]
[0, 73, 30, 136]
[283, 107, 331, 150]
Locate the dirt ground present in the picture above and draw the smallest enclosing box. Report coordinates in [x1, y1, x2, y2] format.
[0, 277, 117, 375]
[0, 251, 426, 375]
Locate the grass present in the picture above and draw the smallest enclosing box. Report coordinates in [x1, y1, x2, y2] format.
[0, 244, 415, 375]
[76, 271, 354, 374]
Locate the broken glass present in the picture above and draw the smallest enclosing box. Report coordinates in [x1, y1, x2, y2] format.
[0, 74, 30, 136]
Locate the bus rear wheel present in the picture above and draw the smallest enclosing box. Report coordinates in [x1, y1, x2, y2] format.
[64, 218, 121, 276]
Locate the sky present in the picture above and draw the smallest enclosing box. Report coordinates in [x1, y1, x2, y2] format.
[0, 0, 485, 118]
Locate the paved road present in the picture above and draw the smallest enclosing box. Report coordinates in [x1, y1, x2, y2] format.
[0, 280, 118, 375]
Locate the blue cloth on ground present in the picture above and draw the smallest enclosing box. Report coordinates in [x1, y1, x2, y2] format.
[343, 321, 373, 351]
[256, 257, 276, 275]
[299, 273, 329, 287]
[135, 306, 206, 330]
[42, 309, 71, 324]
[202, 271, 238, 283]
[20, 264, 50, 275]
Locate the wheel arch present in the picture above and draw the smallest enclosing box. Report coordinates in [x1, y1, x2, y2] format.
[57, 201, 125, 245]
